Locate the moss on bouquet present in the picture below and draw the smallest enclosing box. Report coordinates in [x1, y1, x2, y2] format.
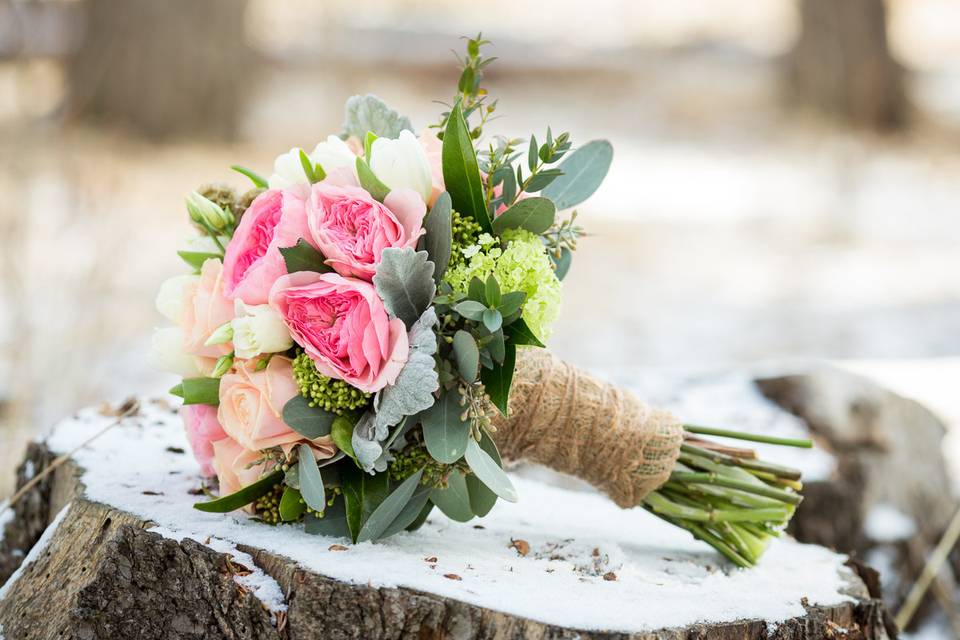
[158, 35, 810, 568]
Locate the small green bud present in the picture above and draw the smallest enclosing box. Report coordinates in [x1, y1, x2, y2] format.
[211, 354, 234, 378]
[186, 191, 232, 231]
[204, 321, 234, 347]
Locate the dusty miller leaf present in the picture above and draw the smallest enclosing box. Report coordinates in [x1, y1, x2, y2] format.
[342, 94, 414, 140]
[373, 248, 436, 329]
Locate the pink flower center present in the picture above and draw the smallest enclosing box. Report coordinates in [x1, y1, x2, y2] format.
[232, 204, 283, 287]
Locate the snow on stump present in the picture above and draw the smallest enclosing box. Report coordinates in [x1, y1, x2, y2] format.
[0, 399, 894, 639]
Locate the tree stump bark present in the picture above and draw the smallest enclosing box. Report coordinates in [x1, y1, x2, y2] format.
[0, 399, 895, 639]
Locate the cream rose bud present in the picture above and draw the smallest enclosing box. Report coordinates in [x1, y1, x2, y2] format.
[149, 327, 201, 377]
[231, 300, 293, 359]
[369, 130, 433, 204]
[268, 147, 312, 192]
[155, 274, 199, 323]
[311, 135, 358, 177]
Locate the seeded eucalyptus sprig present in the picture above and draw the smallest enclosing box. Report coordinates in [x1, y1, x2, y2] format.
[434, 34, 498, 140]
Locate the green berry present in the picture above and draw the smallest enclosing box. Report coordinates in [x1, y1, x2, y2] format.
[292, 350, 371, 414]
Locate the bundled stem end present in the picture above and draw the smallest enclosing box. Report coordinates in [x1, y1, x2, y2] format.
[643, 428, 808, 568]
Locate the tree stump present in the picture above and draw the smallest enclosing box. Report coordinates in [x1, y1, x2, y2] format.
[0, 399, 895, 640]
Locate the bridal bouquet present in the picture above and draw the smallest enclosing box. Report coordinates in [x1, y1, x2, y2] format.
[153, 36, 810, 567]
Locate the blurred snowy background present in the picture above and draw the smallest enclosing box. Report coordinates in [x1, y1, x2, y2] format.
[1, 0, 959, 512]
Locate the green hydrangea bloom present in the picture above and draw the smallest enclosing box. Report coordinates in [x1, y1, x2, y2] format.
[444, 229, 561, 341]
[292, 351, 371, 414]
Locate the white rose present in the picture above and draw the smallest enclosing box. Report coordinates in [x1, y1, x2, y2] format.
[179, 234, 226, 255]
[231, 301, 293, 360]
[369, 130, 433, 203]
[268, 147, 311, 191]
[155, 274, 198, 323]
[149, 327, 201, 377]
[311, 135, 358, 176]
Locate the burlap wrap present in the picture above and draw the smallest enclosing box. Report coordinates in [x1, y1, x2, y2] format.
[490, 349, 684, 508]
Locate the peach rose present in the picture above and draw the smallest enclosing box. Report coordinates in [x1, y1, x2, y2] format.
[217, 356, 302, 451]
[211, 437, 268, 503]
[418, 131, 444, 206]
[181, 259, 234, 358]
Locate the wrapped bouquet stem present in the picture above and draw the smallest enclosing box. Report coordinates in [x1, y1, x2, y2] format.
[152, 34, 811, 568]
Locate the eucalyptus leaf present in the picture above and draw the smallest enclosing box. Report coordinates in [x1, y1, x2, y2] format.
[480, 342, 515, 415]
[430, 471, 474, 522]
[373, 248, 436, 329]
[482, 308, 502, 333]
[380, 486, 431, 539]
[421, 389, 471, 464]
[357, 469, 424, 542]
[304, 497, 350, 538]
[452, 330, 480, 382]
[423, 192, 452, 283]
[552, 246, 573, 281]
[484, 274, 501, 307]
[193, 471, 282, 513]
[298, 444, 326, 513]
[466, 434, 502, 517]
[406, 501, 434, 532]
[491, 197, 556, 236]
[356, 157, 391, 202]
[465, 438, 518, 502]
[468, 277, 486, 302]
[342, 94, 414, 140]
[279, 487, 306, 522]
[442, 102, 491, 232]
[525, 168, 564, 193]
[541, 140, 613, 210]
[279, 239, 331, 274]
[486, 328, 505, 365]
[282, 396, 335, 439]
[454, 300, 486, 321]
[497, 291, 526, 317]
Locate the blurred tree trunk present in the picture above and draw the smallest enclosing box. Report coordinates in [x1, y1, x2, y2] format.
[66, 0, 252, 141]
[786, 0, 908, 131]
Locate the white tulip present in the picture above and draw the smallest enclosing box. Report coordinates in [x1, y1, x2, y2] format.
[149, 327, 201, 377]
[369, 130, 433, 203]
[231, 301, 293, 360]
[268, 147, 311, 191]
[311, 135, 358, 176]
[155, 274, 198, 323]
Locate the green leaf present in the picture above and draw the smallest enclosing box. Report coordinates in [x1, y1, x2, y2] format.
[466, 433, 501, 517]
[380, 486, 431, 539]
[280, 239, 331, 274]
[430, 471, 474, 522]
[525, 168, 563, 193]
[452, 330, 479, 382]
[282, 396, 335, 439]
[299, 149, 324, 184]
[356, 157, 391, 202]
[180, 377, 220, 406]
[364, 131, 378, 160]
[342, 469, 363, 541]
[193, 471, 282, 513]
[467, 277, 486, 303]
[486, 329, 505, 365]
[298, 444, 326, 513]
[528, 135, 538, 172]
[357, 469, 424, 542]
[373, 248, 436, 329]
[465, 438, 518, 502]
[454, 300, 486, 321]
[406, 500, 434, 532]
[552, 246, 572, 281]
[304, 497, 350, 537]
[361, 472, 390, 525]
[491, 197, 556, 236]
[504, 318, 545, 347]
[484, 274, 501, 307]
[442, 102, 491, 232]
[342, 94, 413, 140]
[177, 250, 221, 271]
[279, 487, 306, 522]
[421, 389, 471, 463]
[423, 192, 452, 284]
[497, 291, 526, 317]
[331, 416, 356, 461]
[541, 140, 613, 210]
[231, 165, 268, 189]
[482, 308, 502, 333]
[480, 342, 515, 415]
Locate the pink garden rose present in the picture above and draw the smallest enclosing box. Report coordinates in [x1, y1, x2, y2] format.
[269, 271, 408, 393]
[222, 189, 311, 305]
[306, 183, 425, 280]
[180, 404, 228, 477]
[181, 259, 234, 358]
